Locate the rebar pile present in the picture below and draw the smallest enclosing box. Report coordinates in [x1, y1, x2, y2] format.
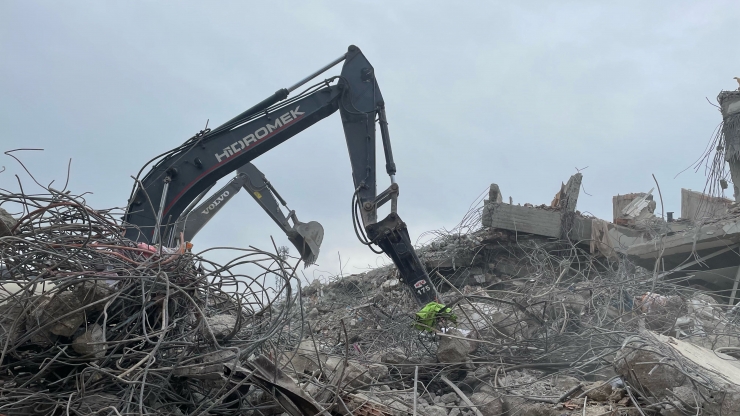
[289, 222, 740, 415]
[2, 178, 739, 415]
[0, 189, 300, 415]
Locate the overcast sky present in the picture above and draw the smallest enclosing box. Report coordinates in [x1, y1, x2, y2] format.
[2, 1, 739, 281]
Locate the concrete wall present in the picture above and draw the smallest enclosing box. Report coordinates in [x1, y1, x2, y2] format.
[681, 188, 731, 222]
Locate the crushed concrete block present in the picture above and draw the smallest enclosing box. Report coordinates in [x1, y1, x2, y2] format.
[381, 278, 400, 292]
[321, 358, 395, 391]
[340, 392, 397, 415]
[0, 300, 26, 346]
[635, 293, 685, 332]
[0, 207, 17, 237]
[202, 314, 237, 339]
[489, 184, 503, 203]
[302, 279, 322, 297]
[615, 346, 686, 391]
[325, 356, 371, 388]
[380, 347, 417, 365]
[560, 291, 589, 315]
[367, 363, 389, 380]
[502, 395, 557, 415]
[72, 324, 106, 359]
[74, 280, 115, 311]
[436, 329, 469, 364]
[306, 307, 319, 320]
[470, 392, 503, 416]
[616, 331, 740, 415]
[583, 381, 613, 401]
[24, 295, 56, 346]
[458, 303, 530, 341]
[420, 404, 447, 416]
[287, 339, 324, 374]
[38, 291, 85, 337]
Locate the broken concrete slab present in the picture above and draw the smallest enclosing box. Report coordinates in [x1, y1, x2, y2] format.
[73, 280, 114, 311]
[480, 176, 596, 244]
[0, 300, 26, 346]
[37, 291, 85, 337]
[72, 324, 106, 359]
[325, 356, 373, 388]
[613, 190, 657, 226]
[0, 207, 16, 237]
[482, 202, 592, 242]
[616, 331, 740, 415]
[558, 172, 582, 213]
[682, 188, 732, 222]
[635, 292, 686, 332]
[381, 278, 400, 292]
[436, 329, 469, 364]
[201, 314, 237, 339]
[624, 217, 740, 271]
[469, 392, 503, 416]
[285, 339, 324, 374]
[719, 91, 740, 201]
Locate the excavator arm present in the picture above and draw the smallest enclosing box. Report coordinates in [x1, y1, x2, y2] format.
[123, 45, 437, 305]
[170, 163, 324, 265]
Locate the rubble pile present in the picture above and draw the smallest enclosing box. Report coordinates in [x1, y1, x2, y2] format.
[284, 200, 740, 414]
[0, 191, 303, 415]
[3, 181, 740, 415]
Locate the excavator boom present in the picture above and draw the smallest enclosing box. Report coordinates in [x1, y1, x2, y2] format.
[123, 45, 437, 305]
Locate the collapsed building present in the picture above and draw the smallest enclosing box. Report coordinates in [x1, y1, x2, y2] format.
[3, 93, 740, 415]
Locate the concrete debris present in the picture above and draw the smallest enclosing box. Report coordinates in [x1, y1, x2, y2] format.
[202, 313, 237, 339]
[9, 118, 740, 415]
[436, 329, 469, 364]
[0, 207, 16, 237]
[288, 339, 324, 374]
[381, 278, 400, 292]
[71, 323, 106, 358]
[635, 292, 686, 332]
[469, 393, 503, 416]
[173, 349, 238, 380]
[615, 189, 657, 226]
[277, 162, 740, 415]
[73, 280, 114, 311]
[38, 291, 86, 337]
[0, 190, 316, 414]
[617, 331, 740, 415]
[682, 188, 732, 221]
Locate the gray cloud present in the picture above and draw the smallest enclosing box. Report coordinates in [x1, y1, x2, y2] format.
[2, 1, 739, 278]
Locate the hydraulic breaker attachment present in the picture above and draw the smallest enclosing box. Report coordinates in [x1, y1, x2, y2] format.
[366, 213, 437, 305]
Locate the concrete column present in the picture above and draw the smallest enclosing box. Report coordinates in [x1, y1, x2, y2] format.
[718, 91, 740, 202]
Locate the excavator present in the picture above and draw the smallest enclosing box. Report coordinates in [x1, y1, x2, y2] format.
[123, 45, 437, 306]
